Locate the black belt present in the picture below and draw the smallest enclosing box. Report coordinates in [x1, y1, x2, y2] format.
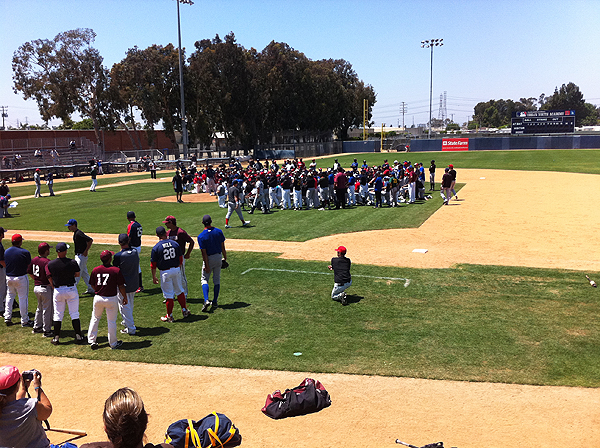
[56, 283, 75, 287]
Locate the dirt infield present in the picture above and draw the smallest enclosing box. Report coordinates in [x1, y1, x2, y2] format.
[2, 168, 600, 447]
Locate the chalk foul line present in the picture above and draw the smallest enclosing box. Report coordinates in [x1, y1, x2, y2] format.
[241, 267, 411, 287]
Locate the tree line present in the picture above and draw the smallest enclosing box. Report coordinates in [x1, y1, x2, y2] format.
[12, 29, 376, 150]
[471, 82, 600, 129]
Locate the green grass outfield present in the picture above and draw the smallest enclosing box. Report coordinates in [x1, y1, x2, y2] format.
[1, 245, 598, 388]
[1, 149, 599, 388]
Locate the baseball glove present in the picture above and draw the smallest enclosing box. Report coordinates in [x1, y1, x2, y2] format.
[221, 259, 229, 269]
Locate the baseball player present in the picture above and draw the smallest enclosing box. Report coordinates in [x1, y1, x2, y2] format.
[65, 218, 94, 294]
[197, 214, 226, 312]
[151, 226, 190, 322]
[27, 242, 54, 337]
[126, 211, 143, 292]
[88, 250, 127, 350]
[225, 180, 250, 228]
[448, 164, 458, 200]
[163, 215, 194, 298]
[113, 233, 139, 335]
[45, 242, 84, 346]
[441, 167, 453, 205]
[46, 170, 55, 196]
[90, 163, 98, 192]
[33, 168, 42, 198]
[429, 160, 436, 191]
[328, 246, 351, 306]
[0, 227, 6, 318]
[4, 234, 32, 327]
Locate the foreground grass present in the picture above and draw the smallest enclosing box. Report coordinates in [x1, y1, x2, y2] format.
[8, 181, 457, 242]
[1, 244, 599, 388]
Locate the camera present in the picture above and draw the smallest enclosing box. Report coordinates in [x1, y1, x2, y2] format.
[22, 369, 40, 381]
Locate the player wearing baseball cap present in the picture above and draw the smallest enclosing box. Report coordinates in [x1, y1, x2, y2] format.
[33, 168, 42, 198]
[114, 233, 140, 335]
[26, 242, 54, 337]
[197, 214, 227, 312]
[0, 227, 6, 319]
[3, 234, 32, 327]
[163, 215, 194, 299]
[151, 226, 190, 322]
[126, 211, 144, 292]
[87, 250, 127, 350]
[65, 219, 95, 295]
[328, 246, 351, 306]
[46, 242, 84, 346]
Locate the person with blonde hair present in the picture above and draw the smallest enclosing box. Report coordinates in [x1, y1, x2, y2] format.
[80, 387, 172, 448]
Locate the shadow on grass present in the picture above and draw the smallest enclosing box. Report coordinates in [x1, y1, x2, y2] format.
[218, 301, 251, 310]
[345, 294, 364, 305]
[134, 326, 171, 337]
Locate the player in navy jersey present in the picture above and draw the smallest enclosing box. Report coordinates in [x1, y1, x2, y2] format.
[88, 250, 127, 350]
[4, 234, 31, 327]
[151, 226, 190, 322]
[126, 211, 143, 292]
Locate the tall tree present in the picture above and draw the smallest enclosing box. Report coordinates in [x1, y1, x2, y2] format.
[12, 28, 107, 145]
[112, 44, 182, 148]
[541, 82, 589, 126]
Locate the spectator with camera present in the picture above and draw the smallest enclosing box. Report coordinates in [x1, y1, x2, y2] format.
[0, 365, 53, 448]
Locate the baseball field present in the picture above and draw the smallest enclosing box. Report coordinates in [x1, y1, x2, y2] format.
[1, 149, 599, 447]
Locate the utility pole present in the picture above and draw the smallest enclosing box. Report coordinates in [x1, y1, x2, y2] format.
[0, 106, 7, 130]
[399, 102, 407, 131]
[176, 0, 193, 159]
[381, 123, 385, 151]
[363, 99, 368, 141]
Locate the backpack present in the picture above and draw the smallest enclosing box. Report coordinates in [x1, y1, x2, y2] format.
[164, 412, 242, 448]
[261, 378, 331, 419]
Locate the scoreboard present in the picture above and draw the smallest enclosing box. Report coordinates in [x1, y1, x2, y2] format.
[511, 110, 575, 134]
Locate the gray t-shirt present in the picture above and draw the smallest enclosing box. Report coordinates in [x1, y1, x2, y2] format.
[0, 398, 50, 448]
[113, 247, 140, 293]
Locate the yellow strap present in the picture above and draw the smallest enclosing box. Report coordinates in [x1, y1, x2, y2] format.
[188, 419, 201, 448]
[221, 427, 236, 445]
[208, 412, 223, 447]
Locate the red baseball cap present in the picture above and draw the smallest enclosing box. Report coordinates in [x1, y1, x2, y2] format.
[0, 365, 20, 389]
[449, 164, 454, 168]
[38, 242, 53, 254]
[100, 250, 113, 262]
[11, 234, 22, 243]
[335, 246, 347, 254]
[162, 215, 176, 224]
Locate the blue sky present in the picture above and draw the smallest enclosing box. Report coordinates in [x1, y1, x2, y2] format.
[1, 0, 599, 130]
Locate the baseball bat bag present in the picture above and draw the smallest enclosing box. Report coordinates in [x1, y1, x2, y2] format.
[261, 377, 331, 419]
[164, 412, 241, 448]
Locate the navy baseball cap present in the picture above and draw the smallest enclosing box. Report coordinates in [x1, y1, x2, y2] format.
[65, 219, 77, 227]
[118, 233, 129, 244]
[202, 215, 212, 225]
[156, 226, 166, 236]
[56, 242, 69, 252]
[126, 211, 136, 219]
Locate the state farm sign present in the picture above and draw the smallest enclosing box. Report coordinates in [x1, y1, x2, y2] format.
[442, 138, 469, 151]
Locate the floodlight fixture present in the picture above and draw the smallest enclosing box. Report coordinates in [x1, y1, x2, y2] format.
[421, 38, 444, 139]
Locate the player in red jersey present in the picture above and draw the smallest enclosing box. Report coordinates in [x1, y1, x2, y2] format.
[27, 243, 54, 337]
[87, 250, 127, 350]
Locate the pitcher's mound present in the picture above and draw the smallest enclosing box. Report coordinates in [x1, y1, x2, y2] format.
[155, 193, 219, 203]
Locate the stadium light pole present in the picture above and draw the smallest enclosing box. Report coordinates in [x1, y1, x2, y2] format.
[421, 38, 443, 139]
[176, 0, 193, 159]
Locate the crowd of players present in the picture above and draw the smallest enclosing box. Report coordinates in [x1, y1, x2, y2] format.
[172, 156, 459, 214]
[0, 210, 214, 352]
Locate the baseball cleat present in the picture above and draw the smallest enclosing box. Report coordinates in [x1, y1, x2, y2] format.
[201, 301, 212, 312]
[75, 334, 85, 345]
[111, 340, 123, 350]
[242, 221, 250, 226]
[182, 308, 191, 318]
[160, 314, 174, 323]
[32, 327, 44, 334]
[21, 321, 34, 328]
[51, 336, 60, 346]
[225, 225, 231, 228]
[341, 292, 348, 306]
[90, 343, 99, 350]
